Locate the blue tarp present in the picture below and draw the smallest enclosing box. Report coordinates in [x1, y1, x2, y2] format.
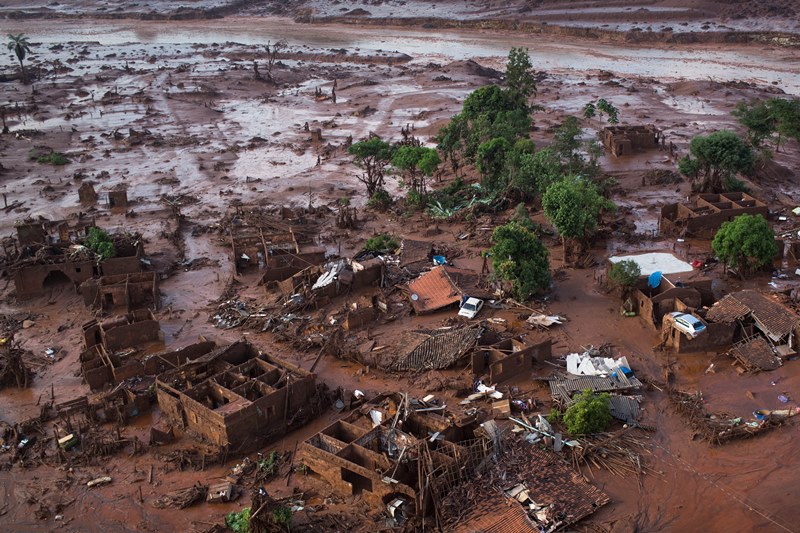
[648, 271, 662, 289]
[432, 255, 447, 265]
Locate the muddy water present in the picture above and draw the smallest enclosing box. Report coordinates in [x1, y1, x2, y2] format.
[5, 17, 800, 93]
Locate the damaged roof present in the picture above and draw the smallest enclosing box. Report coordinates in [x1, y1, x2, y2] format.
[407, 265, 464, 314]
[707, 290, 799, 340]
[454, 497, 537, 532]
[391, 325, 483, 371]
[729, 336, 782, 371]
[399, 239, 433, 268]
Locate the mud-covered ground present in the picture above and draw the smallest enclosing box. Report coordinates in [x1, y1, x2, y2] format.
[1, 9, 800, 533]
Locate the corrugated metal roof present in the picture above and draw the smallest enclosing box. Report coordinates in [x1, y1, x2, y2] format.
[407, 265, 462, 314]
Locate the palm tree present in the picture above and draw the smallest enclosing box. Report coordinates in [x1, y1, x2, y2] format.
[7, 33, 32, 84]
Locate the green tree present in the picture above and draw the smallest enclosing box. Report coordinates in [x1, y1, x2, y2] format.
[542, 176, 612, 263]
[505, 47, 537, 104]
[349, 137, 393, 197]
[551, 116, 584, 174]
[391, 145, 441, 197]
[678, 130, 755, 193]
[712, 214, 777, 278]
[563, 390, 612, 435]
[583, 99, 619, 124]
[609, 259, 642, 292]
[767, 98, 800, 152]
[733, 99, 775, 149]
[85, 227, 117, 260]
[476, 137, 511, 191]
[489, 220, 550, 300]
[7, 33, 31, 85]
[225, 508, 251, 533]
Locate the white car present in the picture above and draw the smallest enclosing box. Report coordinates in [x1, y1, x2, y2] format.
[668, 312, 707, 339]
[458, 297, 484, 319]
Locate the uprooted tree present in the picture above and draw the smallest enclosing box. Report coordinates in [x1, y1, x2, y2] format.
[348, 137, 393, 197]
[711, 213, 777, 278]
[542, 176, 613, 265]
[678, 130, 755, 193]
[489, 220, 551, 301]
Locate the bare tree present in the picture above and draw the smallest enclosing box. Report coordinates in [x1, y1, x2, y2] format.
[255, 40, 287, 84]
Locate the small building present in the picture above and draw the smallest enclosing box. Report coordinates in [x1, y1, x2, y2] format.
[407, 265, 489, 315]
[472, 337, 553, 383]
[602, 124, 662, 157]
[83, 310, 163, 354]
[81, 271, 159, 312]
[660, 193, 769, 238]
[298, 393, 485, 517]
[706, 290, 800, 356]
[5, 219, 144, 299]
[156, 341, 321, 450]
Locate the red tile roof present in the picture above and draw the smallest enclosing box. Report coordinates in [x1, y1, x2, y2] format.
[453, 497, 536, 533]
[407, 265, 463, 314]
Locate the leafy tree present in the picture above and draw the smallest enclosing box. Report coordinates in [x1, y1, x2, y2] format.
[225, 508, 251, 533]
[733, 99, 775, 149]
[583, 99, 619, 124]
[551, 116, 584, 174]
[712, 214, 777, 277]
[678, 130, 755, 193]
[349, 137, 393, 197]
[542, 176, 613, 263]
[489, 220, 550, 300]
[768, 97, 800, 152]
[7, 33, 31, 84]
[476, 137, 511, 191]
[364, 234, 398, 254]
[563, 390, 612, 435]
[512, 203, 536, 232]
[609, 259, 642, 290]
[733, 98, 800, 152]
[505, 47, 537, 104]
[517, 147, 562, 197]
[272, 507, 293, 531]
[85, 227, 117, 260]
[391, 145, 440, 197]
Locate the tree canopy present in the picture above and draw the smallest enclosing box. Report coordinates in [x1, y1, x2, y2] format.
[348, 137, 393, 197]
[563, 390, 612, 435]
[505, 47, 537, 104]
[609, 259, 642, 288]
[391, 145, 440, 197]
[489, 220, 550, 300]
[678, 130, 755, 193]
[712, 213, 777, 277]
[733, 97, 800, 152]
[542, 176, 611, 242]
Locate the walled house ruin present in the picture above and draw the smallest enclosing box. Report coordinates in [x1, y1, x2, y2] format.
[2, 218, 144, 299]
[156, 340, 322, 450]
[602, 124, 662, 156]
[660, 192, 769, 237]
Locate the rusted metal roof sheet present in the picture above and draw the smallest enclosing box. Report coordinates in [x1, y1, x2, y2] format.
[707, 290, 798, 339]
[547, 374, 643, 404]
[407, 265, 462, 314]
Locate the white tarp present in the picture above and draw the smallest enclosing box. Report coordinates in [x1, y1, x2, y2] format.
[566, 353, 630, 376]
[527, 314, 565, 327]
[609, 252, 693, 277]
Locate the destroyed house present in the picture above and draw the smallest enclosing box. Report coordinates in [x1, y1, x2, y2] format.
[298, 393, 487, 517]
[83, 310, 163, 354]
[225, 205, 325, 278]
[390, 325, 485, 371]
[635, 274, 715, 329]
[81, 339, 216, 391]
[407, 265, 488, 314]
[277, 258, 383, 299]
[156, 341, 319, 450]
[660, 192, 769, 237]
[81, 271, 159, 312]
[4, 219, 144, 299]
[472, 337, 553, 383]
[398, 238, 433, 274]
[706, 290, 800, 358]
[602, 124, 662, 156]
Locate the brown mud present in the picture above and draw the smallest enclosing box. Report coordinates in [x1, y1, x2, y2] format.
[0, 6, 799, 533]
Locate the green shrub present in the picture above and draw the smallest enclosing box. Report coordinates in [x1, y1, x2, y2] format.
[547, 408, 563, 425]
[272, 507, 293, 530]
[364, 234, 398, 254]
[29, 148, 70, 165]
[563, 390, 612, 435]
[85, 227, 117, 260]
[225, 507, 251, 533]
[366, 188, 392, 209]
[258, 450, 280, 476]
[609, 259, 641, 288]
